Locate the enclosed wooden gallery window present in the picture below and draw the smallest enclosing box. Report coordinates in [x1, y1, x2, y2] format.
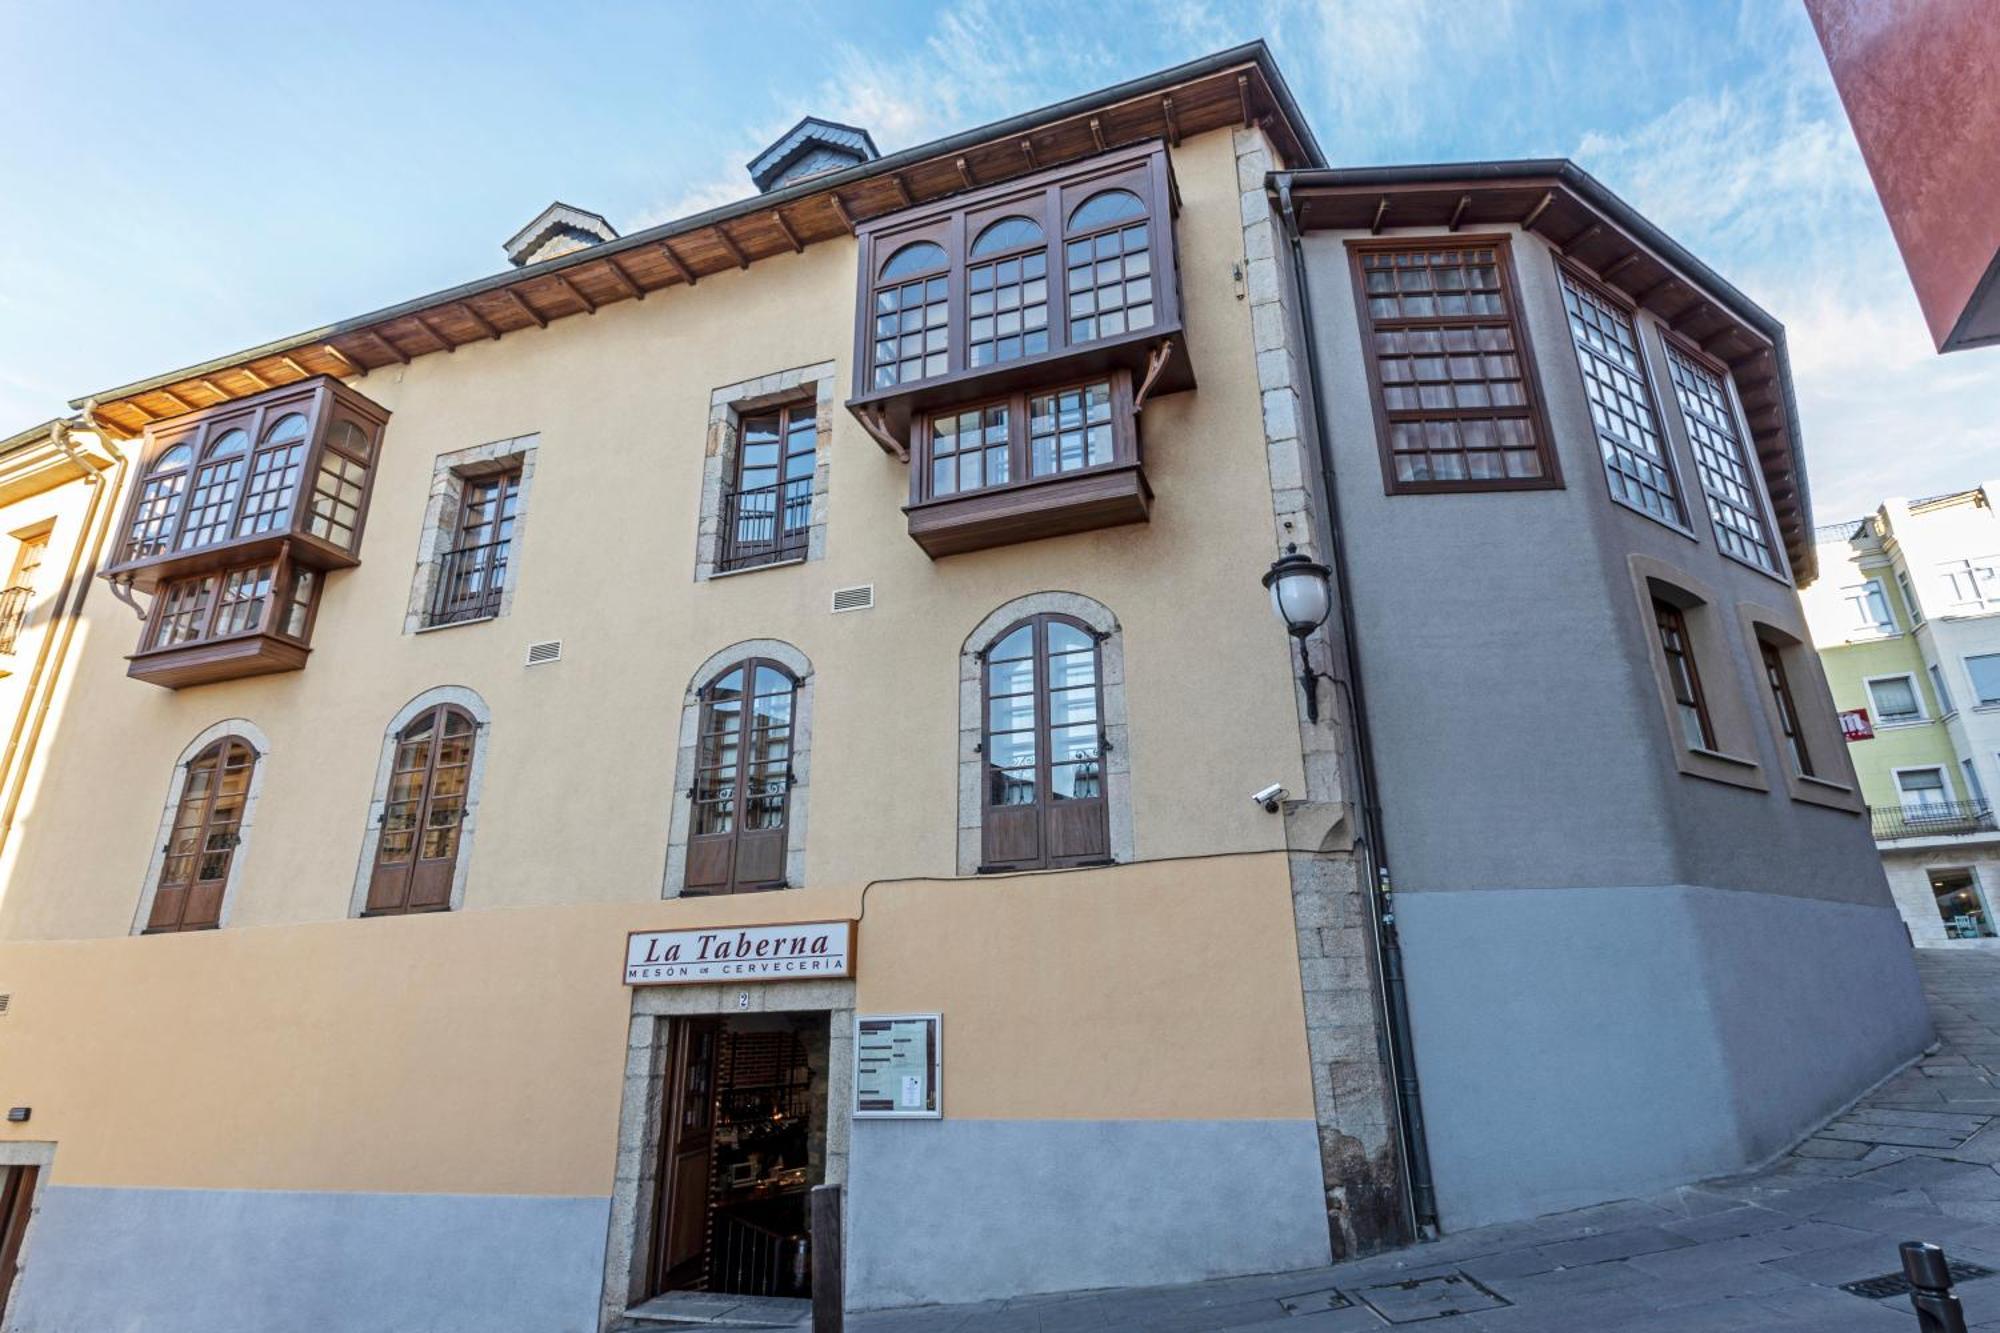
[365, 704, 476, 915]
[870, 242, 951, 389]
[1664, 341, 1778, 574]
[426, 467, 521, 626]
[147, 738, 256, 933]
[687, 659, 797, 894]
[1350, 237, 1557, 492]
[1653, 599, 1715, 752]
[1759, 640, 1814, 777]
[1556, 267, 1686, 526]
[720, 403, 817, 573]
[981, 613, 1108, 871]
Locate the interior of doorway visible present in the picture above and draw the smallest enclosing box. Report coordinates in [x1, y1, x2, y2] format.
[0, 1164, 40, 1323]
[1932, 868, 1998, 939]
[649, 1012, 829, 1302]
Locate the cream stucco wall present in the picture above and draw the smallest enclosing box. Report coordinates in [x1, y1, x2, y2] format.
[0, 128, 1309, 943]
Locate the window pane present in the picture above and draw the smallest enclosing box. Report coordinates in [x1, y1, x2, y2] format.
[1870, 676, 1921, 719]
[1558, 272, 1683, 524]
[1968, 654, 2000, 705]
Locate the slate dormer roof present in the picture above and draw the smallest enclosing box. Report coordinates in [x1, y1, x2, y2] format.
[504, 202, 620, 267]
[747, 117, 879, 193]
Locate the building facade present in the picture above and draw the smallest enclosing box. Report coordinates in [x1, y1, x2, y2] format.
[1805, 485, 2000, 945]
[0, 43, 1929, 1332]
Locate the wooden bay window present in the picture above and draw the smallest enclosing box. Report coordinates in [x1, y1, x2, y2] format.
[103, 377, 389, 688]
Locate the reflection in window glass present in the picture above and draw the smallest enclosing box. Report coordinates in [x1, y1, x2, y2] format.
[1558, 271, 1683, 525]
[1029, 382, 1113, 477]
[930, 404, 1010, 497]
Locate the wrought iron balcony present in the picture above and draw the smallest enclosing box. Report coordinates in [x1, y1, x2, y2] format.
[424, 541, 510, 627]
[718, 480, 812, 574]
[1872, 800, 1999, 841]
[0, 584, 31, 654]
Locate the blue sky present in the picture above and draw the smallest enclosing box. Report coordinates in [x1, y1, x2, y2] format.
[2, 0, 1992, 520]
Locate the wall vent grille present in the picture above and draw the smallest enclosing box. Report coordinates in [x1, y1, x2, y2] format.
[524, 639, 564, 667]
[831, 584, 874, 614]
[0, 994, 10, 1015]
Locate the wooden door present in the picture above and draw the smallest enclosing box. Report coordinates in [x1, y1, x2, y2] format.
[980, 615, 1108, 870]
[148, 739, 255, 932]
[687, 663, 795, 894]
[0, 1165, 39, 1324]
[367, 705, 476, 914]
[724, 406, 816, 569]
[652, 1017, 719, 1294]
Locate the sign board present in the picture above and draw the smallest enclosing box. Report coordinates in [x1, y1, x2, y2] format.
[855, 1014, 941, 1118]
[625, 920, 855, 986]
[1840, 708, 1875, 741]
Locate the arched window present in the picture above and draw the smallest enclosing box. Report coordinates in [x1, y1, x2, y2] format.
[979, 613, 1109, 871]
[127, 443, 194, 559]
[145, 737, 257, 932]
[1064, 189, 1154, 344]
[968, 216, 1049, 368]
[237, 412, 310, 537]
[871, 242, 949, 389]
[687, 659, 798, 894]
[177, 429, 250, 550]
[364, 704, 477, 915]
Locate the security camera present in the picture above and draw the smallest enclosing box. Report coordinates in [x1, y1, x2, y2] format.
[1252, 783, 1289, 813]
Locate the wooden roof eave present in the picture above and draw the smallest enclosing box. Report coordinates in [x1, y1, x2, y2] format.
[70, 42, 1318, 441]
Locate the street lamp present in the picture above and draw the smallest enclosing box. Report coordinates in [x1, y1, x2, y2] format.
[1262, 546, 1334, 723]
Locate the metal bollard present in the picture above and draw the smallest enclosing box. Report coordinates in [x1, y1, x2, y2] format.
[1903, 1241, 1970, 1333]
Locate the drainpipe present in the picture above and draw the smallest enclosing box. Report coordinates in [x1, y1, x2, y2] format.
[1275, 174, 1438, 1237]
[0, 411, 126, 853]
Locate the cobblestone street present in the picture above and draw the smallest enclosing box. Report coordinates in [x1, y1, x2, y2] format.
[840, 949, 2000, 1332]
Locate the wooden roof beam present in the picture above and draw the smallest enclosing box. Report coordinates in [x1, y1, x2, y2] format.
[603, 256, 647, 299]
[1520, 191, 1555, 233]
[1447, 194, 1471, 232]
[411, 314, 457, 352]
[1161, 95, 1181, 147]
[278, 355, 311, 380]
[1238, 73, 1253, 126]
[769, 211, 804, 256]
[955, 156, 976, 190]
[1670, 299, 1714, 331]
[368, 331, 411, 365]
[889, 174, 912, 207]
[1370, 197, 1389, 235]
[1561, 222, 1603, 255]
[713, 225, 749, 271]
[552, 272, 597, 313]
[658, 241, 697, 286]
[239, 366, 272, 390]
[456, 302, 502, 340]
[156, 388, 194, 414]
[196, 377, 231, 401]
[499, 287, 547, 329]
[1599, 251, 1642, 283]
[1089, 117, 1106, 153]
[1018, 138, 1038, 171]
[320, 343, 360, 375]
[827, 193, 856, 235]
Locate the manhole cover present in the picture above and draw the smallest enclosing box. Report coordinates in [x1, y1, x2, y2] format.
[1841, 1258, 1996, 1300]
[1357, 1272, 1511, 1323]
[1278, 1286, 1352, 1315]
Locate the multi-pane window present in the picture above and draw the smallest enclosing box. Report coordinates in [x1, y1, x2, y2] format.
[0, 533, 48, 654]
[687, 660, 797, 894]
[929, 403, 1011, 497]
[146, 738, 256, 933]
[1759, 641, 1813, 777]
[1968, 654, 2000, 707]
[1931, 663, 1956, 714]
[211, 563, 275, 637]
[1065, 190, 1154, 344]
[307, 420, 372, 551]
[150, 575, 218, 649]
[1867, 674, 1924, 723]
[365, 704, 476, 915]
[176, 430, 249, 550]
[980, 614, 1109, 871]
[1029, 382, 1114, 477]
[1942, 557, 2000, 609]
[1842, 579, 1896, 635]
[428, 469, 521, 625]
[870, 242, 950, 389]
[1899, 569, 1926, 626]
[1558, 269, 1683, 524]
[1354, 240, 1552, 489]
[236, 413, 309, 537]
[720, 405, 816, 572]
[1665, 343, 1776, 572]
[1897, 767, 1950, 813]
[282, 568, 316, 638]
[918, 377, 1129, 503]
[128, 444, 193, 559]
[1653, 599, 1714, 751]
[968, 216, 1049, 367]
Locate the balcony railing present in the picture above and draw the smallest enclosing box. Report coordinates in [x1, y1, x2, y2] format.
[424, 541, 509, 627]
[1873, 800, 1999, 841]
[717, 480, 811, 574]
[0, 584, 31, 654]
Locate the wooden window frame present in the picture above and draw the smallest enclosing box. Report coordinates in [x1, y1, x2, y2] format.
[977, 612, 1113, 873]
[1553, 259, 1694, 533]
[1660, 330, 1786, 580]
[363, 703, 478, 916]
[145, 737, 257, 933]
[684, 658, 799, 896]
[1736, 606, 1860, 812]
[1346, 234, 1561, 495]
[1653, 598, 1716, 753]
[1758, 638, 1813, 777]
[909, 371, 1138, 507]
[718, 400, 818, 575]
[424, 464, 523, 627]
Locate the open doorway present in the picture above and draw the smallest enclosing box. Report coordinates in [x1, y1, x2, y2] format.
[648, 1012, 830, 1303]
[1931, 868, 1997, 939]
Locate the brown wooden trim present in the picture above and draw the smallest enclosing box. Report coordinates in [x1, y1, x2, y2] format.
[713, 225, 749, 270]
[770, 211, 804, 255]
[320, 343, 360, 374]
[827, 194, 856, 234]
[975, 612, 1114, 870]
[369, 330, 411, 365]
[659, 241, 697, 286]
[552, 272, 597, 315]
[412, 314, 457, 353]
[239, 366, 272, 390]
[279, 355, 312, 381]
[499, 287, 547, 329]
[1345, 233, 1563, 496]
[457, 302, 502, 341]
[603, 257, 646, 300]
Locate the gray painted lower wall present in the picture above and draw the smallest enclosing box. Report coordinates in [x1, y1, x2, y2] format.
[846, 1118, 1330, 1309]
[1397, 884, 1932, 1232]
[9, 1186, 609, 1333]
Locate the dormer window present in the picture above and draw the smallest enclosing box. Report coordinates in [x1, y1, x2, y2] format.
[101, 376, 389, 689]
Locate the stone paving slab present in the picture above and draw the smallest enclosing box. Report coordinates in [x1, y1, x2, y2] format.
[843, 950, 2000, 1332]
